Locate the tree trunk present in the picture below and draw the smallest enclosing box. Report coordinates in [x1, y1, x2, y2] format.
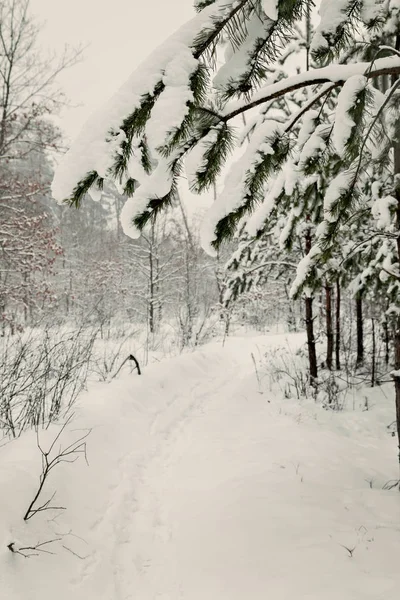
[148, 230, 155, 335]
[325, 283, 333, 370]
[383, 319, 390, 366]
[69, 266, 73, 315]
[393, 317, 400, 469]
[305, 228, 318, 384]
[283, 283, 296, 331]
[356, 291, 364, 367]
[394, 192, 400, 465]
[23, 272, 29, 324]
[392, 35, 400, 473]
[155, 253, 162, 325]
[305, 0, 311, 71]
[371, 318, 376, 388]
[184, 252, 194, 345]
[335, 279, 341, 370]
[305, 296, 318, 384]
[149, 285, 155, 334]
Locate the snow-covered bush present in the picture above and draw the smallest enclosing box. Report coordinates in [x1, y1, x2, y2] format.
[263, 344, 312, 400]
[0, 325, 97, 437]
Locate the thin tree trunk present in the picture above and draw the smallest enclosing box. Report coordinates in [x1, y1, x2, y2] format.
[335, 279, 341, 370]
[303, 0, 316, 387]
[186, 253, 194, 342]
[383, 319, 390, 366]
[148, 225, 155, 335]
[371, 318, 376, 388]
[318, 289, 324, 338]
[393, 321, 400, 469]
[325, 283, 333, 370]
[149, 283, 155, 334]
[391, 35, 400, 475]
[356, 291, 364, 367]
[305, 296, 318, 383]
[177, 192, 195, 252]
[305, 2, 311, 71]
[69, 266, 73, 314]
[305, 229, 318, 384]
[23, 271, 29, 324]
[222, 310, 231, 347]
[284, 282, 296, 331]
[155, 252, 162, 325]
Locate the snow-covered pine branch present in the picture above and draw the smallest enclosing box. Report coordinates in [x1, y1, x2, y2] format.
[201, 119, 288, 254]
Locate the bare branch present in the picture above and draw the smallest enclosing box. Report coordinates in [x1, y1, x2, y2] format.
[23, 419, 90, 521]
[7, 537, 61, 558]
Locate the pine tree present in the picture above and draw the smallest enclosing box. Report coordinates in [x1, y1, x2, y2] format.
[55, 0, 400, 468]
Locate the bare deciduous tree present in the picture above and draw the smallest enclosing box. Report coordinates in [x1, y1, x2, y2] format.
[0, 0, 83, 331]
[0, 0, 83, 159]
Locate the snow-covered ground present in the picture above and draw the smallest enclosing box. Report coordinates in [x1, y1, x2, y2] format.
[1, 332, 399, 599]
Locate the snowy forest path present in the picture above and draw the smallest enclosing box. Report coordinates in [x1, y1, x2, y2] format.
[112, 338, 260, 599]
[105, 333, 400, 600]
[69, 333, 275, 600]
[19, 331, 397, 600]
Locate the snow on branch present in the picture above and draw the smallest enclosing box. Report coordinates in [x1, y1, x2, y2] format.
[245, 171, 285, 237]
[53, 0, 400, 262]
[200, 119, 284, 254]
[222, 56, 400, 121]
[213, 10, 276, 92]
[290, 243, 321, 299]
[332, 75, 368, 156]
[52, 0, 240, 205]
[262, 0, 279, 21]
[322, 170, 356, 224]
[298, 124, 329, 172]
[371, 194, 397, 230]
[311, 0, 360, 58]
[120, 157, 176, 239]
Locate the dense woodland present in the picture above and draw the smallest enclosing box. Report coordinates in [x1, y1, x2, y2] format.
[0, 1, 224, 343]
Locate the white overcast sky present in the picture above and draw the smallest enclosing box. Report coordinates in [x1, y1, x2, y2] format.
[31, 0, 196, 139]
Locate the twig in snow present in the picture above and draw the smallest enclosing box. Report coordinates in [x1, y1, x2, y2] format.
[7, 538, 61, 558]
[251, 352, 262, 393]
[112, 354, 142, 380]
[23, 416, 90, 521]
[340, 544, 356, 557]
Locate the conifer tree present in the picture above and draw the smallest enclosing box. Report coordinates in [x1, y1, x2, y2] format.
[54, 0, 400, 466]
